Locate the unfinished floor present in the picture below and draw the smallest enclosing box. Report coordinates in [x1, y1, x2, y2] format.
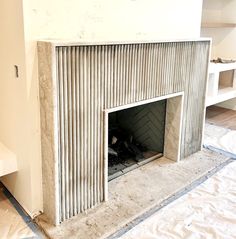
[36, 149, 230, 239]
[0, 183, 40, 238]
[206, 105, 236, 130]
[120, 159, 236, 239]
[0, 106, 235, 239]
[204, 105, 236, 158]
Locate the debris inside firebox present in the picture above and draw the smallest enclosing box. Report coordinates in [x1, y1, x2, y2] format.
[108, 147, 118, 157]
[108, 125, 163, 180]
[108, 127, 147, 167]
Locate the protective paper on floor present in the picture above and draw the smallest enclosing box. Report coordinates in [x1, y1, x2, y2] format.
[204, 123, 236, 157]
[0, 187, 36, 239]
[120, 161, 236, 239]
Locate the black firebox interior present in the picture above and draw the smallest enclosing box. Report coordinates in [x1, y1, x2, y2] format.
[108, 99, 167, 180]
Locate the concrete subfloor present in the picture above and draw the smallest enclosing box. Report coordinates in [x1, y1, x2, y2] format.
[36, 149, 230, 239]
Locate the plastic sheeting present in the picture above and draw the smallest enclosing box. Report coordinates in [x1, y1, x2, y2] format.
[121, 161, 236, 239]
[0, 186, 36, 239]
[204, 123, 236, 157]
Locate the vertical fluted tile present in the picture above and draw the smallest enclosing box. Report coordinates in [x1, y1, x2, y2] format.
[40, 41, 210, 224]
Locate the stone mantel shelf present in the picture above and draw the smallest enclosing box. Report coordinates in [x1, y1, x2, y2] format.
[38, 37, 211, 47]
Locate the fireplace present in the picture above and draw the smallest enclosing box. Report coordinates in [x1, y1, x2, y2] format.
[106, 94, 183, 181]
[107, 99, 166, 180]
[38, 40, 210, 225]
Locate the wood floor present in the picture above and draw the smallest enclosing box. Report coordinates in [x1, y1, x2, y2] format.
[206, 106, 236, 130]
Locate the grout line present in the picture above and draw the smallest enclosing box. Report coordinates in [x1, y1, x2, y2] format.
[106, 158, 235, 239]
[0, 182, 47, 239]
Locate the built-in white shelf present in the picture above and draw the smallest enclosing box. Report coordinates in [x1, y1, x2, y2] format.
[206, 62, 236, 107]
[201, 22, 236, 28]
[206, 87, 236, 106]
[209, 62, 236, 73]
[0, 142, 17, 177]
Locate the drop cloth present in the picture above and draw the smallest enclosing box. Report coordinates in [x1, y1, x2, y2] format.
[204, 123, 236, 158]
[121, 161, 236, 239]
[0, 186, 36, 239]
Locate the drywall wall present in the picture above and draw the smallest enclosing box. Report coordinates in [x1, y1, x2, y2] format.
[201, 0, 236, 110]
[0, 0, 203, 217]
[22, 0, 203, 41]
[0, 0, 42, 217]
[217, 0, 236, 110]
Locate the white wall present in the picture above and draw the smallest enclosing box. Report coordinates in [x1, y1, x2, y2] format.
[0, 0, 42, 217]
[0, 0, 203, 217]
[201, 0, 236, 110]
[23, 0, 203, 41]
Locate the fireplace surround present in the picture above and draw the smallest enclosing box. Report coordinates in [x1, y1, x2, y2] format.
[38, 39, 210, 225]
[106, 93, 183, 180]
[107, 98, 167, 180]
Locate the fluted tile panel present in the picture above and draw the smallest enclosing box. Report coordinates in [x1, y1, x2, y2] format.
[52, 41, 210, 222]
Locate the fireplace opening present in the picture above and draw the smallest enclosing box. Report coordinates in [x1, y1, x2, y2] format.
[108, 99, 167, 180]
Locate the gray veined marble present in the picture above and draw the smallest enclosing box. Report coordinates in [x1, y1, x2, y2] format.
[164, 95, 184, 162]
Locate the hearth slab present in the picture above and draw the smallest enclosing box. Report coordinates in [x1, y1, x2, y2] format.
[36, 149, 230, 239]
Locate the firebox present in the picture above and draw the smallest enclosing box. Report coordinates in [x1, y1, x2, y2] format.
[107, 99, 166, 180]
[104, 92, 184, 188]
